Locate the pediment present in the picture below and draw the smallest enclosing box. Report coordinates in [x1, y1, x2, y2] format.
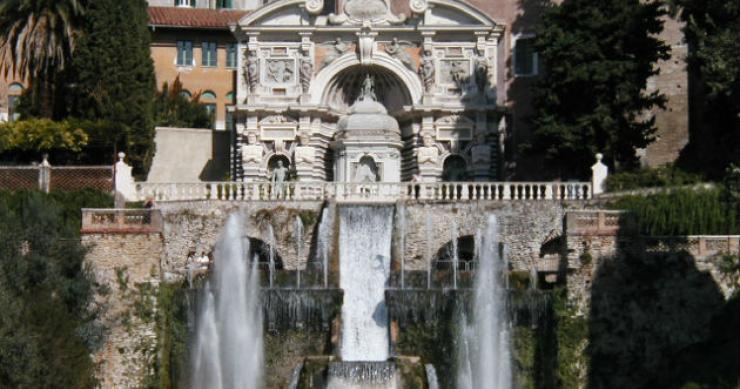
[238, 0, 497, 29]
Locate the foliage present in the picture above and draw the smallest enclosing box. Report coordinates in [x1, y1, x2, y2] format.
[0, 0, 84, 79]
[605, 165, 704, 192]
[0, 189, 111, 388]
[525, 0, 670, 178]
[588, 252, 739, 387]
[610, 188, 738, 235]
[672, 0, 740, 176]
[551, 288, 589, 388]
[65, 0, 155, 176]
[154, 77, 212, 129]
[0, 118, 88, 153]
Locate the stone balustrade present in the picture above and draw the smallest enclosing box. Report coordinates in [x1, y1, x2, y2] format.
[135, 181, 593, 203]
[81, 208, 163, 234]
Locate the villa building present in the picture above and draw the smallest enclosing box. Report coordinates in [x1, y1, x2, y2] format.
[1, 0, 689, 180]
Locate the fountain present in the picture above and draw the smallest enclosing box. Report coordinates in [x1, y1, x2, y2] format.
[316, 206, 335, 289]
[337, 205, 393, 362]
[294, 216, 305, 289]
[190, 213, 264, 389]
[457, 215, 512, 389]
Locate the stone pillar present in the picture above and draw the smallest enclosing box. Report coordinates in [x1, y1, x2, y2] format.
[294, 146, 316, 182]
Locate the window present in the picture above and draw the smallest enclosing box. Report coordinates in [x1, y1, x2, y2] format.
[175, 0, 194, 7]
[202, 42, 217, 67]
[180, 90, 192, 99]
[226, 43, 238, 68]
[204, 103, 217, 128]
[7, 95, 20, 122]
[201, 91, 217, 100]
[177, 41, 193, 66]
[514, 36, 538, 77]
[225, 109, 234, 130]
[7, 83, 23, 122]
[216, 0, 233, 8]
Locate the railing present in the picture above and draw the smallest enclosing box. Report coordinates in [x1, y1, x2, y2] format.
[81, 209, 163, 234]
[0, 162, 113, 192]
[136, 181, 593, 203]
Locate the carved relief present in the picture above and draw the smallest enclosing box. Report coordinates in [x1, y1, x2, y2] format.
[261, 115, 297, 124]
[409, 0, 429, 14]
[384, 38, 416, 71]
[440, 59, 470, 88]
[299, 52, 314, 93]
[244, 49, 260, 93]
[474, 54, 489, 94]
[321, 38, 351, 68]
[265, 59, 295, 84]
[420, 50, 435, 92]
[328, 0, 406, 25]
[305, 0, 324, 15]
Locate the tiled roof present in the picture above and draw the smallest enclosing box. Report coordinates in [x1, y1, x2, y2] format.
[148, 7, 249, 29]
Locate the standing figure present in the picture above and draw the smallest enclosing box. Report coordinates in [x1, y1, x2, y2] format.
[300, 53, 314, 93]
[420, 50, 435, 93]
[271, 160, 289, 199]
[245, 50, 260, 93]
[360, 75, 377, 101]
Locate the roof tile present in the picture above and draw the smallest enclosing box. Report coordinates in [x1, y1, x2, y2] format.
[148, 6, 248, 29]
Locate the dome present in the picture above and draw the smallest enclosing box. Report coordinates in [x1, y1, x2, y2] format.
[336, 97, 400, 139]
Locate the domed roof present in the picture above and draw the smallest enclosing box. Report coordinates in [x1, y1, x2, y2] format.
[337, 97, 400, 135]
[335, 75, 401, 145]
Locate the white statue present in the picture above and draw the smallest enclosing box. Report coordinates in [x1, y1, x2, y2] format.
[271, 160, 289, 198]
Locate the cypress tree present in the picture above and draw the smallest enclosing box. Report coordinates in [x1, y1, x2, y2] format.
[525, 0, 670, 178]
[67, 0, 155, 176]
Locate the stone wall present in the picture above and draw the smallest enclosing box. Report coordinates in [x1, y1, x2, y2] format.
[82, 233, 163, 387]
[147, 127, 230, 183]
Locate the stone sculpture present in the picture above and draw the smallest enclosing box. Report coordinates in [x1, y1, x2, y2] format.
[267, 60, 294, 83]
[321, 38, 350, 68]
[420, 50, 435, 92]
[360, 75, 377, 101]
[300, 53, 314, 93]
[271, 160, 289, 198]
[474, 55, 489, 94]
[385, 38, 415, 71]
[245, 50, 260, 93]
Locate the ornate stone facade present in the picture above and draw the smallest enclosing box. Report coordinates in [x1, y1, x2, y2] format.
[231, 0, 505, 182]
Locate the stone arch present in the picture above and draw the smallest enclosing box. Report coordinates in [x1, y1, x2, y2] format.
[310, 53, 423, 108]
[433, 235, 476, 270]
[442, 154, 469, 181]
[248, 237, 285, 270]
[266, 153, 292, 179]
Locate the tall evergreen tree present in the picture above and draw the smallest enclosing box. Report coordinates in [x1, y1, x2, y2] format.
[672, 0, 740, 177]
[66, 0, 155, 175]
[525, 0, 670, 178]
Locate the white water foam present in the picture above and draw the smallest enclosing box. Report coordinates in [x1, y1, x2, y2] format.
[338, 205, 393, 362]
[457, 215, 512, 389]
[190, 213, 264, 389]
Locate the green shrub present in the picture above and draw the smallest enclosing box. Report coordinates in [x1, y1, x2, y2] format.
[0, 189, 111, 388]
[605, 166, 703, 192]
[609, 188, 739, 235]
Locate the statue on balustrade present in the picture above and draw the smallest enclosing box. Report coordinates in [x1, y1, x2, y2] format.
[271, 160, 289, 198]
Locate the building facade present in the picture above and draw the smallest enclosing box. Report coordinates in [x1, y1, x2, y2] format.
[2, 0, 689, 181]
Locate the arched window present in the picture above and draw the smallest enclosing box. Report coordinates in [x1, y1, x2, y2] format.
[201, 91, 217, 100]
[225, 92, 235, 104]
[179, 90, 192, 99]
[7, 83, 23, 122]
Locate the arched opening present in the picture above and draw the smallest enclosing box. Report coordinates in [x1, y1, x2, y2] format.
[322, 65, 412, 114]
[267, 154, 292, 180]
[248, 237, 284, 270]
[434, 235, 476, 271]
[354, 155, 379, 182]
[442, 155, 468, 181]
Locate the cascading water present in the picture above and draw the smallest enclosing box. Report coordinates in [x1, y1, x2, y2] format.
[190, 213, 264, 389]
[294, 216, 304, 288]
[337, 205, 393, 361]
[266, 224, 276, 288]
[457, 215, 512, 389]
[317, 206, 335, 289]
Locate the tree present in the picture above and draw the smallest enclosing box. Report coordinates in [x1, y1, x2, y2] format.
[0, 190, 112, 388]
[525, 0, 670, 178]
[671, 0, 740, 177]
[0, 0, 87, 117]
[65, 0, 155, 176]
[154, 77, 212, 129]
